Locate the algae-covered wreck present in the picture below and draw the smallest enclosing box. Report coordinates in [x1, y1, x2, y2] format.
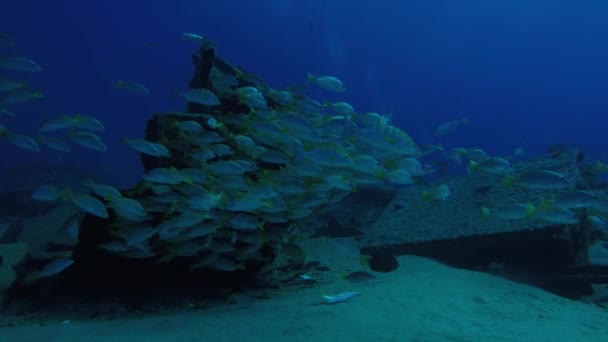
[1, 40, 608, 310]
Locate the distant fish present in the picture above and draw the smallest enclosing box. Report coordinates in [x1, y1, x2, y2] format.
[342, 271, 376, 283]
[70, 193, 109, 218]
[470, 157, 512, 174]
[115, 80, 149, 94]
[422, 184, 450, 201]
[321, 291, 359, 304]
[0, 57, 42, 72]
[513, 148, 526, 157]
[38, 135, 72, 152]
[176, 120, 204, 133]
[482, 203, 536, 220]
[180, 32, 204, 43]
[5, 131, 40, 152]
[553, 190, 597, 209]
[0, 90, 43, 105]
[307, 73, 346, 93]
[0, 76, 27, 92]
[38, 115, 80, 133]
[32, 185, 65, 201]
[589, 215, 608, 233]
[83, 178, 122, 200]
[68, 130, 107, 152]
[122, 137, 170, 157]
[109, 196, 146, 221]
[0, 107, 14, 116]
[179, 88, 220, 106]
[434, 116, 469, 136]
[538, 207, 578, 225]
[38, 258, 74, 278]
[514, 170, 572, 190]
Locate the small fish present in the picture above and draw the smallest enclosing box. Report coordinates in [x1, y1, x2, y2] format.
[589, 215, 608, 233]
[207, 117, 223, 129]
[0, 107, 14, 116]
[321, 291, 359, 304]
[514, 170, 571, 190]
[434, 116, 469, 136]
[176, 120, 204, 133]
[554, 190, 597, 209]
[0, 57, 42, 72]
[539, 207, 578, 224]
[269, 90, 293, 105]
[144, 168, 190, 185]
[70, 193, 109, 219]
[122, 137, 170, 157]
[180, 32, 204, 42]
[342, 271, 376, 283]
[422, 184, 450, 201]
[229, 213, 260, 231]
[307, 73, 346, 92]
[207, 160, 250, 176]
[0, 77, 27, 92]
[236, 86, 267, 109]
[5, 132, 40, 152]
[470, 157, 512, 174]
[69, 130, 107, 152]
[0, 90, 43, 105]
[38, 115, 80, 132]
[37, 135, 71, 152]
[115, 80, 149, 94]
[32, 185, 65, 201]
[83, 178, 122, 200]
[38, 258, 74, 278]
[179, 88, 220, 106]
[71, 115, 105, 132]
[324, 101, 355, 116]
[483, 203, 536, 220]
[300, 274, 314, 281]
[513, 148, 526, 157]
[110, 197, 146, 221]
[187, 192, 223, 210]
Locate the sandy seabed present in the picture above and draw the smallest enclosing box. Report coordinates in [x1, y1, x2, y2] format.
[0, 255, 606, 342]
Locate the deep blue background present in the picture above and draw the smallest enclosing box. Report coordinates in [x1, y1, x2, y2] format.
[1, 0, 607, 189]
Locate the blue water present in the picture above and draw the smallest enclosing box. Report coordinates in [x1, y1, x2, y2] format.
[2, 0, 608, 189]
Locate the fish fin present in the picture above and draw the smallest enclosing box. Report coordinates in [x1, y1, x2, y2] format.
[503, 174, 514, 188]
[469, 160, 478, 172]
[359, 254, 371, 267]
[421, 190, 432, 201]
[524, 202, 536, 218]
[481, 207, 490, 219]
